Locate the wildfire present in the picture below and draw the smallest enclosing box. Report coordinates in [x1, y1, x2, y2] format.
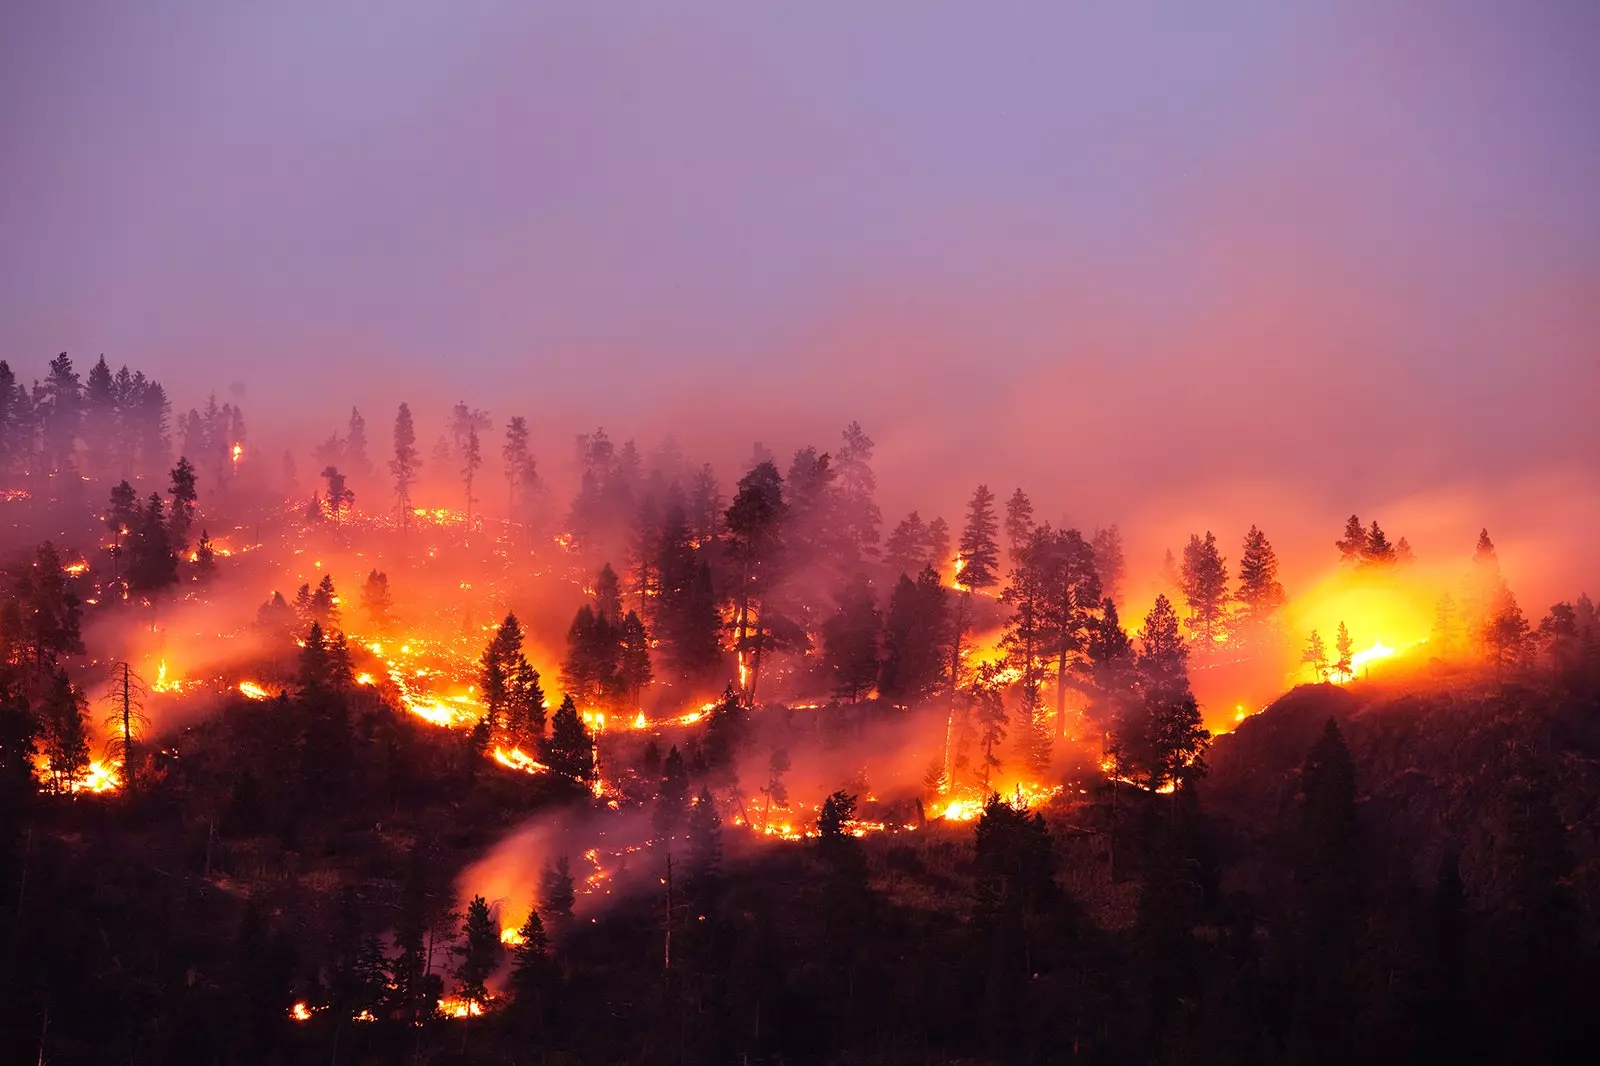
[64, 560, 90, 576]
[500, 926, 526, 946]
[492, 745, 548, 775]
[238, 680, 272, 700]
[290, 1002, 314, 1022]
[438, 997, 484, 1019]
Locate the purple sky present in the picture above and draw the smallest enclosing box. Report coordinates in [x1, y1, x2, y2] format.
[2, 2, 1597, 591]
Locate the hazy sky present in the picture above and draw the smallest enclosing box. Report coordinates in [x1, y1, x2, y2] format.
[2, 2, 1597, 589]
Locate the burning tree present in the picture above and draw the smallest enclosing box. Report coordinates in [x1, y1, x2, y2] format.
[724, 460, 786, 699]
[957, 484, 1001, 591]
[40, 670, 89, 793]
[101, 662, 150, 795]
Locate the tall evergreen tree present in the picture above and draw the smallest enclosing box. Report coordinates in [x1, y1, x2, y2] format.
[834, 421, 882, 560]
[390, 402, 420, 527]
[167, 457, 198, 551]
[884, 511, 930, 576]
[1179, 531, 1229, 653]
[462, 425, 483, 526]
[1091, 524, 1126, 602]
[879, 566, 949, 708]
[40, 670, 89, 792]
[617, 610, 652, 710]
[453, 895, 502, 1010]
[1333, 621, 1354, 680]
[503, 415, 531, 518]
[1335, 514, 1366, 565]
[1003, 488, 1034, 564]
[541, 695, 595, 785]
[539, 857, 576, 920]
[1235, 525, 1286, 643]
[1362, 520, 1398, 567]
[957, 484, 1001, 591]
[822, 573, 881, 703]
[724, 460, 786, 699]
[1137, 594, 1191, 705]
[345, 406, 372, 484]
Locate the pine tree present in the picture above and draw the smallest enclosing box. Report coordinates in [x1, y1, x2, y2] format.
[194, 529, 217, 583]
[1235, 525, 1286, 643]
[1035, 527, 1101, 739]
[1179, 531, 1229, 653]
[1302, 629, 1330, 682]
[702, 683, 746, 772]
[561, 604, 621, 709]
[759, 747, 790, 831]
[128, 495, 179, 594]
[1396, 536, 1416, 566]
[41, 670, 89, 792]
[453, 895, 502, 1009]
[503, 415, 531, 519]
[654, 746, 690, 839]
[101, 662, 149, 794]
[345, 406, 372, 484]
[689, 463, 722, 544]
[462, 425, 483, 526]
[834, 421, 881, 559]
[970, 661, 1008, 789]
[390, 402, 420, 527]
[83, 355, 115, 480]
[14, 541, 86, 674]
[1137, 594, 1191, 705]
[539, 857, 576, 919]
[822, 573, 881, 703]
[880, 566, 949, 708]
[167, 457, 198, 552]
[541, 695, 595, 785]
[957, 484, 1001, 591]
[1484, 586, 1529, 674]
[507, 907, 553, 1026]
[926, 516, 952, 576]
[311, 574, 340, 629]
[654, 500, 722, 680]
[360, 570, 393, 632]
[1362, 520, 1398, 567]
[1335, 514, 1366, 565]
[1091, 525, 1126, 602]
[617, 610, 652, 710]
[320, 466, 354, 523]
[686, 785, 723, 901]
[1333, 621, 1354, 680]
[724, 460, 786, 699]
[1004, 488, 1034, 563]
[884, 511, 929, 576]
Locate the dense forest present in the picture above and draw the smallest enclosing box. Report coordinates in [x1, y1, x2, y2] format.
[1, 353, 1596, 1064]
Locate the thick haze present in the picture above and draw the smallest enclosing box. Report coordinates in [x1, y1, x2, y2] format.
[3, 2, 1597, 596]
